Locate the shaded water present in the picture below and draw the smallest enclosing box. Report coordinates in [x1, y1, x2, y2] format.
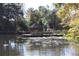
[0, 35, 79, 56]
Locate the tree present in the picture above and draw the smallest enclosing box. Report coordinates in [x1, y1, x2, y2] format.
[0, 3, 24, 33]
[56, 3, 79, 41]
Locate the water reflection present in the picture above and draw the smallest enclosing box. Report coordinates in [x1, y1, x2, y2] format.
[0, 35, 79, 56]
[0, 35, 19, 56]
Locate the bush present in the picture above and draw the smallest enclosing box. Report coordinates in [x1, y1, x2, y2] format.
[65, 32, 74, 40]
[76, 36, 79, 42]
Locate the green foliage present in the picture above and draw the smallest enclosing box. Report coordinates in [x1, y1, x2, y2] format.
[16, 16, 28, 31]
[25, 4, 63, 31]
[26, 6, 51, 26]
[76, 36, 79, 42]
[54, 3, 63, 9]
[0, 3, 23, 32]
[56, 3, 79, 42]
[65, 32, 74, 40]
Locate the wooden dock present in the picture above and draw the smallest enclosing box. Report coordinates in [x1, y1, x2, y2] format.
[20, 33, 63, 37]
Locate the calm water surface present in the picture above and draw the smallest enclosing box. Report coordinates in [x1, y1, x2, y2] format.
[0, 35, 79, 56]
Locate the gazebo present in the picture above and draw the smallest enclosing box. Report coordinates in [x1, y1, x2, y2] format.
[30, 23, 43, 32]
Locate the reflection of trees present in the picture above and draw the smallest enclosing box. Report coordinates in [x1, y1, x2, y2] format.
[16, 37, 27, 43]
[0, 35, 20, 56]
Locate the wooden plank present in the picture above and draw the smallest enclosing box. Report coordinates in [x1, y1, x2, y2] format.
[20, 36, 65, 40]
[20, 33, 63, 37]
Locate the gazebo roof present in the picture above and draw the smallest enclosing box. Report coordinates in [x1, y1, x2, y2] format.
[30, 23, 40, 29]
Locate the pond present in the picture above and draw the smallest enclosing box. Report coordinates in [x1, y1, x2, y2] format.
[0, 35, 79, 56]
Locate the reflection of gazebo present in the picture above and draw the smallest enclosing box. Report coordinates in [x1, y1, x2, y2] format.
[30, 23, 43, 32]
